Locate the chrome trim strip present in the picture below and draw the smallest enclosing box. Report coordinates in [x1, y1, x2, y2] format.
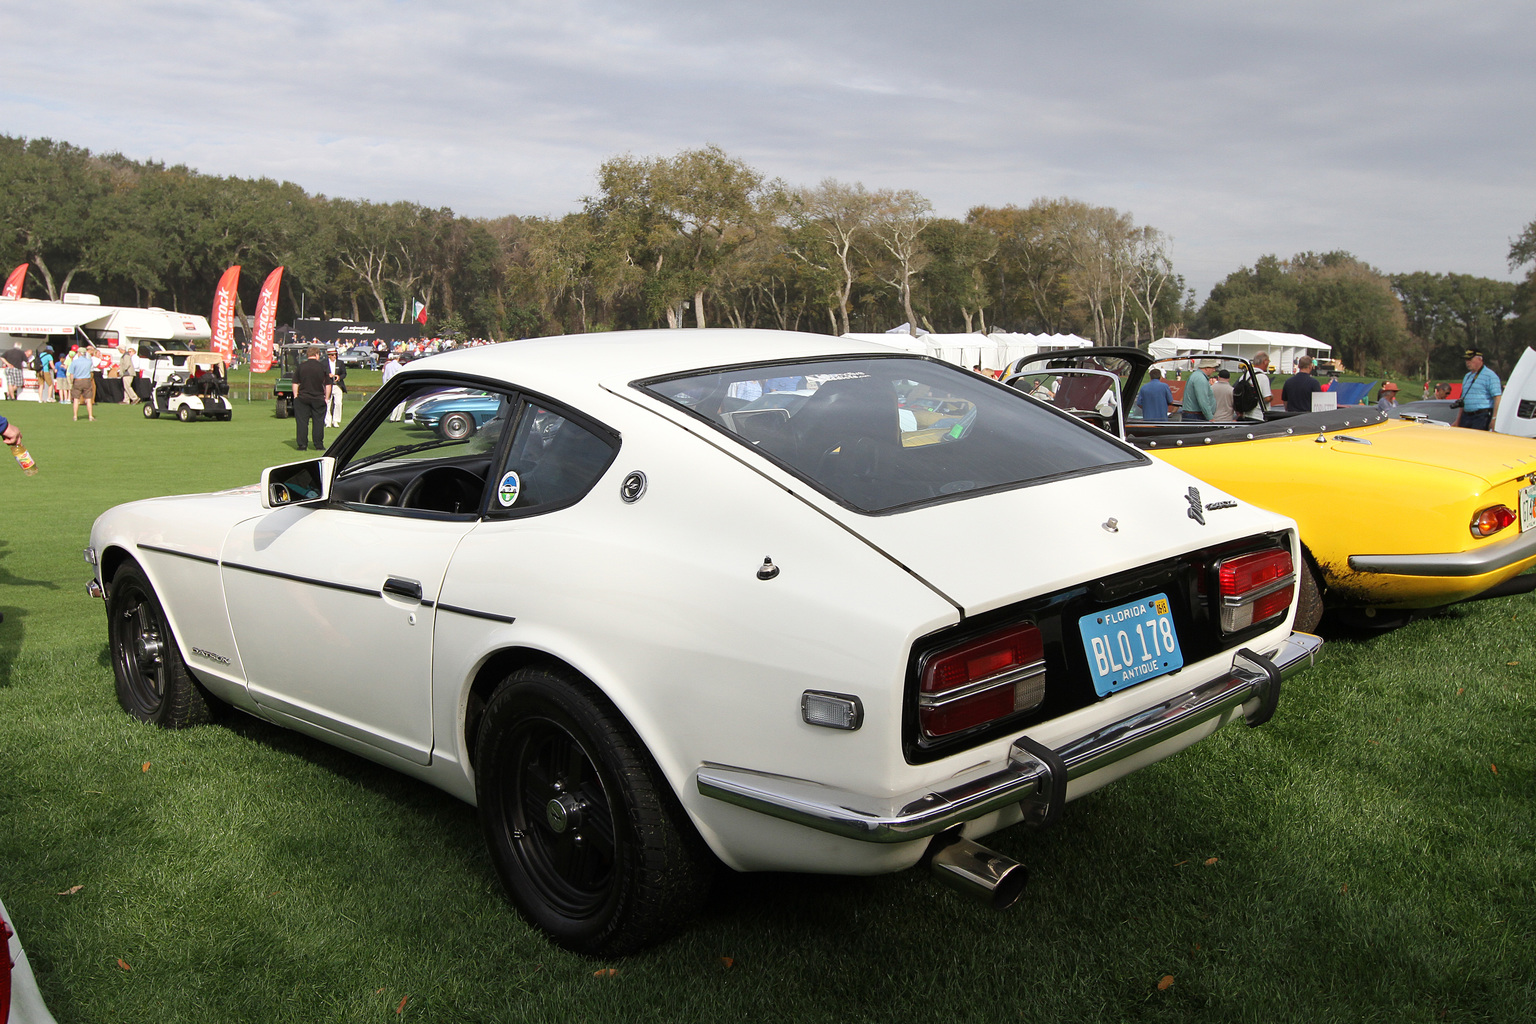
[1219, 574, 1295, 607]
[1348, 527, 1536, 577]
[696, 633, 1322, 843]
[917, 660, 1046, 708]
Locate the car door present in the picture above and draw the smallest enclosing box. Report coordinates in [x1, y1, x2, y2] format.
[221, 382, 514, 766]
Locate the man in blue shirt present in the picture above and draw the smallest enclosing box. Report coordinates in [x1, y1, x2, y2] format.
[1455, 348, 1501, 430]
[67, 346, 97, 422]
[1134, 368, 1173, 421]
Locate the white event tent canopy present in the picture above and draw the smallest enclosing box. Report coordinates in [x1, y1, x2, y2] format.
[1205, 330, 1331, 373]
[844, 326, 1092, 373]
[1147, 336, 1221, 361]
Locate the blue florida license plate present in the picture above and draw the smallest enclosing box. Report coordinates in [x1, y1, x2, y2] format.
[1078, 594, 1184, 697]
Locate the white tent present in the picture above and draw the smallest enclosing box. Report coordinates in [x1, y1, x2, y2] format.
[1207, 330, 1331, 373]
[843, 328, 1091, 373]
[1147, 337, 1221, 361]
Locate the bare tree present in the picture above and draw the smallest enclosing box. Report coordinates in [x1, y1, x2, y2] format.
[796, 179, 877, 335]
[869, 189, 934, 337]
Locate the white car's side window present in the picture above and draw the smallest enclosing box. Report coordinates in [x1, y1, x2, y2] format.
[332, 383, 514, 515]
[487, 402, 616, 515]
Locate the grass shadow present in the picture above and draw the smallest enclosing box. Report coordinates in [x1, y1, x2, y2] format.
[0, 605, 20, 687]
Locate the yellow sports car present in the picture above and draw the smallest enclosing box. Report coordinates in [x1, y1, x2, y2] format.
[1007, 348, 1536, 631]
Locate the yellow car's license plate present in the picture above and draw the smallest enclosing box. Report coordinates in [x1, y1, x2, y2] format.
[1520, 484, 1536, 534]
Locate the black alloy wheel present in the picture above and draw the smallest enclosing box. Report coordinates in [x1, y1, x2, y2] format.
[107, 561, 214, 727]
[475, 668, 710, 955]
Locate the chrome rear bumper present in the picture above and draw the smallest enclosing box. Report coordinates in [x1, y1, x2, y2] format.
[696, 632, 1322, 844]
[1349, 526, 1536, 577]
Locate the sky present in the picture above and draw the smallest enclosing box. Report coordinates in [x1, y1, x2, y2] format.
[2, 0, 1532, 302]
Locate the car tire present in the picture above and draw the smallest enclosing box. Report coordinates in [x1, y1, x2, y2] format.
[276, 399, 289, 419]
[142, 404, 159, 419]
[475, 667, 711, 955]
[176, 405, 196, 423]
[1295, 551, 1324, 634]
[107, 561, 215, 728]
[440, 412, 475, 441]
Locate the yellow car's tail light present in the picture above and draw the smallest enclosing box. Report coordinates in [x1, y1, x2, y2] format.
[1470, 505, 1516, 538]
[919, 623, 1046, 739]
[1217, 548, 1295, 633]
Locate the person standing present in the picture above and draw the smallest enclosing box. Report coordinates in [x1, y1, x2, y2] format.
[1, 344, 23, 400]
[67, 346, 97, 421]
[1246, 352, 1273, 421]
[36, 347, 54, 403]
[324, 347, 347, 428]
[294, 346, 330, 451]
[1133, 368, 1173, 421]
[1376, 382, 1400, 413]
[1181, 360, 1216, 421]
[1454, 348, 1501, 430]
[1211, 368, 1236, 421]
[117, 345, 137, 403]
[1281, 356, 1322, 412]
[381, 351, 406, 421]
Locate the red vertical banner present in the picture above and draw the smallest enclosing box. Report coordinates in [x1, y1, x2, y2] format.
[210, 265, 241, 361]
[250, 266, 284, 373]
[2, 264, 27, 299]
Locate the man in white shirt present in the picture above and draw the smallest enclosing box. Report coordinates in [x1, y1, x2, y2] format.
[1246, 352, 1272, 421]
[382, 352, 405, 420]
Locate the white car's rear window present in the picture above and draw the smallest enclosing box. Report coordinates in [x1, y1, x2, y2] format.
[641, 356, 1142, 513]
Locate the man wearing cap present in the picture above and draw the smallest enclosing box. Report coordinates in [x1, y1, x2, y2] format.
[1211, 368, 1236, 421]
[1376, 382, 1400, 413]
[1455, 349, 1501, 430]
[1181, 360, 1217, 421]
[1281, 355, 1322, 412]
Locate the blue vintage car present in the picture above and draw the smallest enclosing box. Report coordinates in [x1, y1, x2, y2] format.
[402, 389, 508, 440]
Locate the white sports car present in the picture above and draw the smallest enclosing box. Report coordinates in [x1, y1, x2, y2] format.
[87, 329, 1321, 954]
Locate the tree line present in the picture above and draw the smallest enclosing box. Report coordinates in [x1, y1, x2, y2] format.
[1, 134, 1531, 378]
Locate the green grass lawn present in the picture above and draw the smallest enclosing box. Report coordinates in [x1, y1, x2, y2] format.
[1, 394, 1533, 1023]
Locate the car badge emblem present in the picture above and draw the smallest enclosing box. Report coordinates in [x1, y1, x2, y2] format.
[620, 471, 647, 503]
[1185, 487, 1205, 525]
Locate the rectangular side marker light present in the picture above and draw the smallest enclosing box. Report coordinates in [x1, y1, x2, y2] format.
[801, 691, 863, 730]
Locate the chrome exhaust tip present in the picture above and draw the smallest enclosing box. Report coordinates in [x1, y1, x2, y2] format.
[928, 834, 1029, 910]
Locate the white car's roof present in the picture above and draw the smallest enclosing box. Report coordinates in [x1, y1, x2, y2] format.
[402, 329, 899, 398]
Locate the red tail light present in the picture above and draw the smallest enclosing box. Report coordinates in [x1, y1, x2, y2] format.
[919, 623, 1046, 739]
[1471, 505, 1516, 538]
[1216, 548, 1295, 632]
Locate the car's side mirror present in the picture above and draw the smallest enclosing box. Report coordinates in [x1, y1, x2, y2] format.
[261, 457, 336, 509]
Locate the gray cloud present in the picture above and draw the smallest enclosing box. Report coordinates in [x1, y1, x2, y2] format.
[1, 0, 1530, 299]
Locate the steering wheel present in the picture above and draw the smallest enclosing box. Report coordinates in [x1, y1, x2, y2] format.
[400, 466, 485, 514]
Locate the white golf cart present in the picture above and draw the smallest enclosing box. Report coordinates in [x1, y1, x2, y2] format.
[140, 351, 233, 422]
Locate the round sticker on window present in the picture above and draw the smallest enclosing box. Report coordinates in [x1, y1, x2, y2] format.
[497, 470, 521, 508]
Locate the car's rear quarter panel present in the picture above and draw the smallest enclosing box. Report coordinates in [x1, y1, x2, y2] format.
[430, 405, 962, 871]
